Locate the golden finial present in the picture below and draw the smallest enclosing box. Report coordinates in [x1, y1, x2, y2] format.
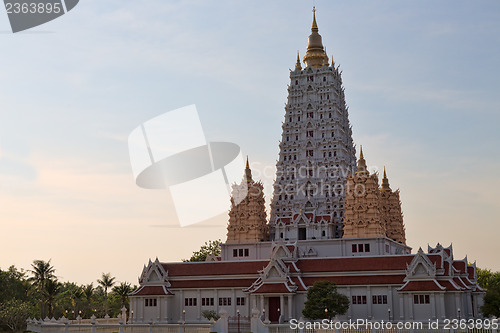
[295, 51, 302, 70]
[312, 6, 318, 32]
[244, 156, 253, 183]
[331, 56, 335, 67]
[355, 145, 369, 176]
[381, 166, 391, 192]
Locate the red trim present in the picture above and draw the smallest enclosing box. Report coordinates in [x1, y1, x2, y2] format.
[130, 285, 173, 296]
[162, 261, 267, 276]
[301, 275, 405, 286]
[398, 280, 445, 292]
[170, 279, 257, 289]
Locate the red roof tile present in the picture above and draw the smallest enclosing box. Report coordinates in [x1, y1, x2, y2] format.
[453, 261, 466, 274]
[315, 216, 331, 222]
[301, 275, 405, 286]
[467, 266, 475, 280]
[251, 283, 293, 294]
[130, 285, 173, 296]
[398, 280, 445, 292]
[162, 260, 268, 277]
[169, 279, 257, 289]
[438, 280, 462, 291]
[296, 256, 414, 272]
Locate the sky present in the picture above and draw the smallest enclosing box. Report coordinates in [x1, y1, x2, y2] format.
[0, 0, 499, 286]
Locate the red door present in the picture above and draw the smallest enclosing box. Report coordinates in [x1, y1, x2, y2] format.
[268, 297, 280, 322]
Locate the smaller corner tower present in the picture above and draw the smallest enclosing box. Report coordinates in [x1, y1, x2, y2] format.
[343, 147, 386, 238]
[226, 157, 269, 244]
[379, 167, 406, 244]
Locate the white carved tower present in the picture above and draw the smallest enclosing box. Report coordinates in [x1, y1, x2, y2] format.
[269, 8, 356, 241]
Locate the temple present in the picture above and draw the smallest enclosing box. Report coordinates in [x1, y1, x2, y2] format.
[129, 8, 484, 325]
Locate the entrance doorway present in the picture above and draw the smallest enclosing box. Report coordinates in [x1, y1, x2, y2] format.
[298, 228, 306, 240]
[268, 297, 280, 322]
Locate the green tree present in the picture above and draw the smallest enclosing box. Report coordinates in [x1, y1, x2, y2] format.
[478, 268, 500, 318]
[97, 273, 115, 314]
[183, 239, 222, 262]
[0, 266, 30, 303]
[302, 281, 350, 320]
[0, 299, 34, 332]
[28, 260, 56, 318]
[112, 282, 133, 308]
[43, 279, 60, 318]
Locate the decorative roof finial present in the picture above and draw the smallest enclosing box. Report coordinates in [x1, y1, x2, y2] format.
[245, 156, 253, 183]
[295, 51, 302, 70]
[303, 6, 328, 68]
[312, 6, 318, 32]
[355, 145, 369, 176]
[381, 166, 391, 192]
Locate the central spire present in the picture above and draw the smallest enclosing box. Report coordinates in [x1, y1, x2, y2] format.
[303, 6, 328, 68]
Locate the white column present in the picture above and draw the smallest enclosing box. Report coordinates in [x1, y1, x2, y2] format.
[215, 289, 219, 313]
[366, 286, 372, 319]
[399, 295, 404, 320]
[407, 294, 414, 320]
[179, 290, 184, 322]
[387, 286, 393, 321]
[197, 289, 201, 321]
[431, 293, 436, 320]
[157, 297, 161, 321]
[346, 287, 352, 319]
[440, 293, 446, 320]
[232, 289, 236, 316]
[288, 295, 293, 320]
[280, 295, 285, 323]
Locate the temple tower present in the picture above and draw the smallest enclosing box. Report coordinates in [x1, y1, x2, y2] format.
[269, 8, 356, 241]
[379, 168, 406, 244]
[226, 158, 268, 243]
[343, 148, 386, 238]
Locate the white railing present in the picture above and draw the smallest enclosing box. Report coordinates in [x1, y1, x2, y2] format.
[26, 318, 211, 333]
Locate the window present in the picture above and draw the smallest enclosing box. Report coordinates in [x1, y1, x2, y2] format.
[233, 249, 237, 257]
[413, 294, 430, 304]
[307, 112, 314, 118]
[307, 130, 314, 137]
[358, 244, 364, 252]
[372, 295, 388, 304]
[146, 299, 157, 307]
[352, 244, 357, 253]
[306, 150, 314, 157]
[239, 249, 244, 257]
[244, 249, 249, 257]
[184, 298, 197, 306]
[219, 297, 231, 306]
[352, 296, 367, 305]
[202, 298, 214, 306]
[365, 244, 370, 252]
[236, 297, 246, 306]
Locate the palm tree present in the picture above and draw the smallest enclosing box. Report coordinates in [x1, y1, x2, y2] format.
[82, 283, 94, 318]
[29, 259, 56, 318]
[112, 282, 132, 308]
[43, 279, 60, 318]
[97, 273, 115, 314]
